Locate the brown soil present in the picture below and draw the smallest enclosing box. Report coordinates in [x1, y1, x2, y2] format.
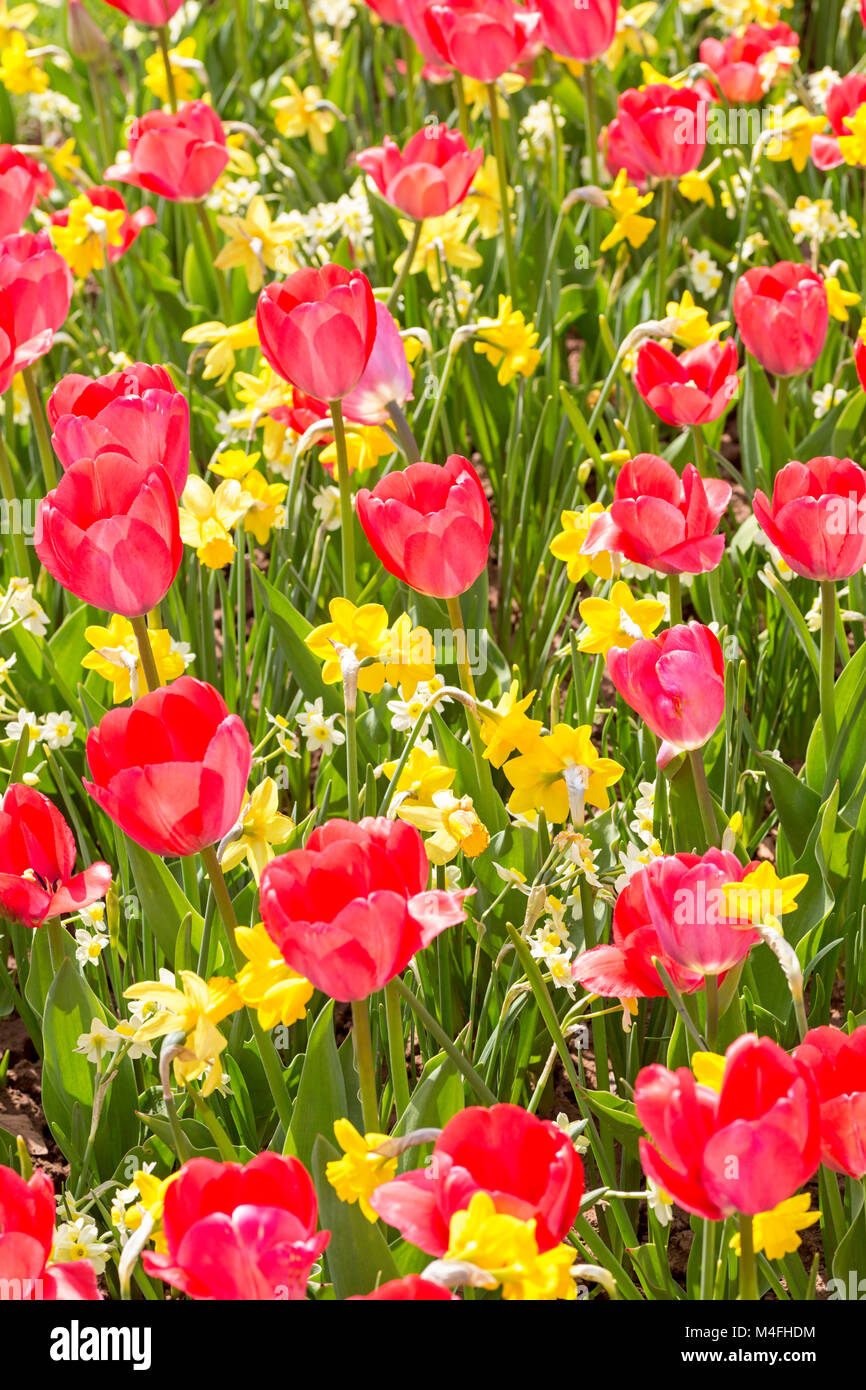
[0, 1017, 67, 1182]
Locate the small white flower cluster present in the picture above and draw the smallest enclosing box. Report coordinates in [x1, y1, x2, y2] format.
[806, 67, 841, 111]
[5, 708, 77, 751]
[529, 896, 577, 998]
[207, 175, 263, 217]
[812, 382, 848, 419]
[26, 89, 82, 128]
[518, 100, 565, 160]
[295, 697, 345, 755]
[0, 578, 49, 639]
[787, 197, 858, 246]
[614, 780, 663, 890]
[686, 246, 723, 297]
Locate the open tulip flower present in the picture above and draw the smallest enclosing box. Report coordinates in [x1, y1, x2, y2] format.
[105, 101, 229, 202]
[422, 0, 541, 82]
[0, 145, 53, 240]
[752, 457, 866, 581]
[604, 85, 708, 181]
[640, 849, 763, 977]
[607, 623, 725, 766]
[257, 264, 377, 402]
[733, 261, 828, 378]
[0, 1167, 101, 1300]
[634, 339, 740, 427]
[0, 230, 73, 373]
[0, 784, 111, 929]
[793, 1027, 866, 1178]
[356, 125, 483, 220]
[530, 0, 618, 63]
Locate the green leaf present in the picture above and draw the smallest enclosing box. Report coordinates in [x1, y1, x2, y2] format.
[125, 841, 204, 964]
[285, 1000, 347, 1169]
[312, 1135, 400, 1299]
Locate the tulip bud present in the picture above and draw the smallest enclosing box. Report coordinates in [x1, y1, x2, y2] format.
[67, 0, 112, 67]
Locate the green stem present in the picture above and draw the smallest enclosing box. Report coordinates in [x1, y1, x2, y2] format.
[389, 974, 496, 1105]
[22, 367, 57, 491]
[487, 81, 516, 300]
[738, 1212, 759, 1301]
[345, 703, 359, 821]
[351, 996, 379, 1132]
[689, 747, 720, 848]
[402, 31, 417, 129]
[385, 399, 421, 462]
[773, 375, 789, 478]
[445, 593, 498, 827]
[384, 979, 411, 1118]
[654, 178, 673, 319]
[194, 201, 233, 322]
[328, 398, 357, 602]
[299, 0, 324, 86]
[454, 75, 470, 143]
[668, 572, 682, 626]
[155, 26, 178, 112]
[130, 613, 161, 694]
[231, 0, 253, 93]
[46, 917, 65, 974]
[820, 579, 838, 752]
[700, 1217, 717, 1301]
[583, 64, 600, 258]
[705, 972, 719, 1051]
[0, 428, 30, 579]
[387, 218, 423, 313]
[188, 1084, 238, 1160]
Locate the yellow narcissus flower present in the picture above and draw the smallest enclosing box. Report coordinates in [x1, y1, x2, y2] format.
[144, 36, 199, 105]
[319, 425, 394, 475]
[240, 469, 288, 545]
[0, 31, 47, 94]
[824, 275, 860, 323]
[45, 137, 81, 182]
[182, 318, 260, 386]
[210, 448, 260, 481]
[214, 196, 302, 292]
[464, 155, 513, 239]
[720, 862, 808, 930]
[395, 210, 483, 290]
[381, 612, 436, 698]
[398, 789, 490, 864]
[678, 166, 716, 208]
[124, 971, 241, 1097]
[221, 778, 295, 881]
[460, 72, 524, 120]
[474, 295, 542, 386]
[578, 580, 666, 656]
[549, 504, 614, 584]
[601, 169, 655, 252]
[691, 1050, 726, 1093]
[271, 76, 337, 153]
[839, 104, 866, 166]
[50, 194, 126, 279]
[306, 598, 390, 693]
[179, 476, 250, 569]
[666, 290, 729, 349]
[113, 1169, 178, 1254]
[82, 616, 186, 703]
[379, 745, 456, 807]
[234, 921, 313, 1029]
[504, 724, 624, 823]
[765, 107, 826, 173]
[445, 1192, 577, 1301]
[478, 680, 543, 768]
[0, 2, 38, 42]
[604, 2, 658, 69]
[729, 1194, 820, 1261]
[325, 1119, 397, 1222]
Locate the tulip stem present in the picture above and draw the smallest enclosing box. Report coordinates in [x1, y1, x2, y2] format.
[351, 996, 380, 1133]
[193, 201, 234, 323]
[445, 593, 498, 828]
[22, 367, 57, 492]
[454, 75, 471, 144]
[820, 580, 838, 753]
[130, 613, 161, 694]
[402, 32, 417, 130]
[700, 1218, 717, 1301]
[773, 375, 789, 477]
[655, 178, 673, 319]
[689, 748, 720, 849]
[155, 26, 178, 112]
[582, 65, 600, 259]
[385, 400, 421, 462]
[231, 0, 253, 95]
[668, 572, 682, 626]
[384, 980, 412, 1118]
[704, 972, 719, 1051]
[387, 218, 423, 313]
[737, 1212, 759, 1300]
[0, 430, 30, 580]
[328, 398, 357, 602]
[345, 704, 359, 821]
[486, 81, 516, 301]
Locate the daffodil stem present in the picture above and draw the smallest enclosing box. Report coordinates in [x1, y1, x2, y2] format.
[345, 704, 359, 821]
[390, 974, 497, 1105]
[384, 980, 412, 1118]
[655, 178, 673, 319]
[689, 748, 720, 849]
[200, 844, 294, 1134]
[668, 572, 682, 626]
[231, 0, 253, 94]
[351, 996, 380, 1132]
[486, 82, 516, 301]
[130, 613, 161, 694]
[738, 1212, 758, 1300]
[22, 367, 57, 492]
[155, 26, 178, 112]
[700, 1217, 717, 1301]
[0, 429, 30, 580]
[46, 917, 65, 974]
[188, 1084, 238, 1161]
[454, 75, 470, 143]
[328, 398, 357, 603]
[820, 580, 838, 753]
[705, 972, 720, 1051]
[387, 217, 422, 313]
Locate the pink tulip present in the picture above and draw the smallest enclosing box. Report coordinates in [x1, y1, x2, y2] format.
[530, 0, 618, 63]
[811, 72, 866, 170]
[423, 0, 541, 82]
[257, 264, 377, 402]
[733, 261, 828, 378]
[607, 622, 725, 767]
[634, 339, 740, 428]
[0, 146, 53, 240]
[752, 457, 866, 581]
[604, 85, 708, 182]
[700, 23, 798, 105]
[342, 302, 413, 427]
[641, 849, 763, 977]
[105, 101, 229, 203]
[101, 0, 186, 20]
[356, 124, 483, 220]
[0, 230, 73, 374]
[793, 1026, 866, 1179]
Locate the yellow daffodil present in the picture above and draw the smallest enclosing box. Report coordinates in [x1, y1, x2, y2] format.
[692, 1050, 726, 1093]
[505, 724, 623, 823]
[478, 680, 543, 768]
[721, 862, 808, 930]
[0, 2, 37, 43]
[464, 154, 513, 239]
[214, 196, 302, 292]
[824, 275, 860, 323]
[604, 2, 658, 69]
[395, 210, 483, 290]
[211, 448, 260, 481]
[445, 1192, 577, 1301]
[45, 137, 81, 182]
[730, 1194, 820, 1261]
[82, 616, 186, 703]
[124, 971, 241, 1096]
[765, 107, 826, 174]
[474, 295, 541, 385]
[240, 469, 287, 545]
[306, 598, 391, 693]
[601, 169, 655, 252]
[233, 921, 313, 1029]
[381, 612, 437, 698]
[379, 745, 456, 808]
[325, 1119, 398, 1222]
[271, 76, 337, 153]
[666, 290, 729, 349]
[0, 31, 47, 93]
[549, 504, 614, 584]
[179, 475, 251, 569]
[398, 789, 490, 864]
[182, 318, 260, 386]
[113, 1169, 178, 1254]
[50, 194, 125, 279]
[221, 778, 295, 880]
[144, 36, 199, 105]
[838, 103, 866, 166]
[460, 72, 524, 120]
[678, 165, 716, 208]
[319, 425, 394, 475]
[578, 580, 666, 656]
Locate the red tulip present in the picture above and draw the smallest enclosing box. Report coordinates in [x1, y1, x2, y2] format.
[530, 0, 618, 63]
[423, 0, 541, 82]
[49, 186, 155, 264]
[342, 302, 413, 427]
[35, 451, 182, 617]
[84, 677, 252, 857]
[604, 85, 708, 181]
[350, 1275, 455, 1299]
[582, 454, 731, 575]
[641, 849, 762, 976]
[142, 1153, 329, 1300]
[105, 101, 229, 203]
[397, 0, 452, 68]
[634, 339, 740, 428]
[101, 0, 186, 19]
[363, 0, 404, 23]
[733, 261, 828, 378]
[700, 23, 798, 104]
[0, 230, 73, 374]
[270, 386, 330, 439]
[259, 817, 471, 1001]
[356, 125, 483, 221]
[356, 454, 492, 597]
[571, 856, 706, 999]
[0, 1166, 101, 1300]
[811, 72, 866, 170]
[607, 622, 725, 767]
[0, 784, 112, 930]
[48, 362, 190, 498]
[0, 289, 15, 395]
[793, 1026, 866, 1178]
[0, 146, 53, 240]
[752, 457, 866, 582]
[371, 1103, 583, 1255]
[636, 1034, 821, 1218]
[856, 336, 866, 393]
[257, 264, 377, 403]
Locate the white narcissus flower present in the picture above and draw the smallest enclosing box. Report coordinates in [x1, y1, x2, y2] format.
[51, 1217, 113, 1274]
[74, 1018, 121, 1064]
[296, 698, 345, 755]
[75, 928, 109, 968]
[40, 710, 78, 750]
